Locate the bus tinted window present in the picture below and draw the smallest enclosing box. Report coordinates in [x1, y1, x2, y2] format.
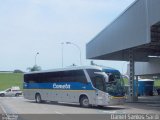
[92, 76, 106, 91]
[86, 69, 106, 92]
[24, 74, 38, 83]
[62, 70, 87, 83]
[86, 69, 101, 77]
[87, 69, 105, 91]
[24, 70, 87, 83]
[47, 72, 62, 83]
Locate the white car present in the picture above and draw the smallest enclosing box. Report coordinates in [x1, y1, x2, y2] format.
[0, 86, 22, 97]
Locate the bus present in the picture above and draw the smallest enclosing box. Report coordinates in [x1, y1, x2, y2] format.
[23, 66, 125, 107]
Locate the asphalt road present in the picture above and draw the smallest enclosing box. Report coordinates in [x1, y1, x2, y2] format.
[0, 96, 160, 120]
[0, 97, 126, 114]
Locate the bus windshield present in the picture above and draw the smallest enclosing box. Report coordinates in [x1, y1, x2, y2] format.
[87, 69, 125, 97]
[106, 73, 125, 97]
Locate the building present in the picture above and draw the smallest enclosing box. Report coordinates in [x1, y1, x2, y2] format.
[86, 0, 160, 101]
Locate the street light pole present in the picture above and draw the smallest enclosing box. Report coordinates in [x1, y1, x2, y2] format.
[61, 42, 64, 68]
[66, 42, 82, 65]
[35, 52, 39, 66]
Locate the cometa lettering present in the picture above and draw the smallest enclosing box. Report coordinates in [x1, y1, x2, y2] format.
[53, 83, 71, 89]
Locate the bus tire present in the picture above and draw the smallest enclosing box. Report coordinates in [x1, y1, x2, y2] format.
[97, 105, 104, 109]
[0, 93, 5, 97]
[15, 93, 19, 97]
[80, 96, 90, 107]
[35, 93, 42, 103]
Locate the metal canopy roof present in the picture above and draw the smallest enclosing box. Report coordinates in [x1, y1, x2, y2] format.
[86, 0, 160, 62]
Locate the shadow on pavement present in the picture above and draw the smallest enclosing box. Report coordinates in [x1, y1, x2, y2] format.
[125, 96, 160, 111]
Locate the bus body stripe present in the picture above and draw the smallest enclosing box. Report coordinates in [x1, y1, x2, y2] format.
[23, 89, 95, 92]
[23, 82, 94, 90]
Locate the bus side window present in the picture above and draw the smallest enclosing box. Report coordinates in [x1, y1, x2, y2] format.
[25, 74, 37, 83]
[94, 76, 106, 91]
[24, 75, 29, 83]
[74, 70, 87, 84]
[49, 72, 62, 83]
[62, 70, 87, 83]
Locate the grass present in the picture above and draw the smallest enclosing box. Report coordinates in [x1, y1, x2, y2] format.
[0, 73, 23, 91]
[123, 78, 128, 85]
[154, 80, 160, 87]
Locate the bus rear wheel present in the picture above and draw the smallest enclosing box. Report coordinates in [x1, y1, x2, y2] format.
[80, 96, 90, 107]
[35, 94, 42, 103]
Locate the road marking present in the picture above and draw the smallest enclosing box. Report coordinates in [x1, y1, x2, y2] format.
[0, 103, 7, 114]
[0, 100, 19, 120]
[0, 103, 18, 120]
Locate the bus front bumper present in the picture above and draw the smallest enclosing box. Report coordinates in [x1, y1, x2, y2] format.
[107, 96, 126, 105]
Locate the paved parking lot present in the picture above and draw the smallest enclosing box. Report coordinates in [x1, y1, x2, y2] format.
[0, 96, 160, 120]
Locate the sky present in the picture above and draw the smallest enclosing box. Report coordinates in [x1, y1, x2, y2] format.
[0, 0, 135, 73]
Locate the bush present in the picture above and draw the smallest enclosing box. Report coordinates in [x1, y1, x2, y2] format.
[13, 69, 24, 73]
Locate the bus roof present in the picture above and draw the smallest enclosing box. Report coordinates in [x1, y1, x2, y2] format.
[24, 65, 120, 75]
[24, 66, 103, 75]
[102, 67, 120, 73]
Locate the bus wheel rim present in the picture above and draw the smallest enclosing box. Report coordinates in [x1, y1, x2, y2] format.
[83, 99, 89, 106]
[37, 95, 40, 102]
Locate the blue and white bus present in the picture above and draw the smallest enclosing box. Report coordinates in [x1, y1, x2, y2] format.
[23, 66, 125, 107]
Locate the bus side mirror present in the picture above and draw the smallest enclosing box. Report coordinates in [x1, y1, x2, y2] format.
[108, 74, 115, 82]
[104, 75, 109, 83]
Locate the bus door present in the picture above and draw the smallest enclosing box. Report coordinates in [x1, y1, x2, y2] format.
[93, 75, 106, 105]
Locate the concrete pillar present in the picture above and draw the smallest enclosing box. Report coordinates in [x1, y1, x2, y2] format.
[134, 76, 139, 101]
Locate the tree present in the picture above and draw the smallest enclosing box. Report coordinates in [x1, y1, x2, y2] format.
[27, 65, 42, 72]
[13, 69, 24, 73]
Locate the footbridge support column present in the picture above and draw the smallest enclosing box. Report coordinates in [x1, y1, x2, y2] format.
[128, 49, 138, 102]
